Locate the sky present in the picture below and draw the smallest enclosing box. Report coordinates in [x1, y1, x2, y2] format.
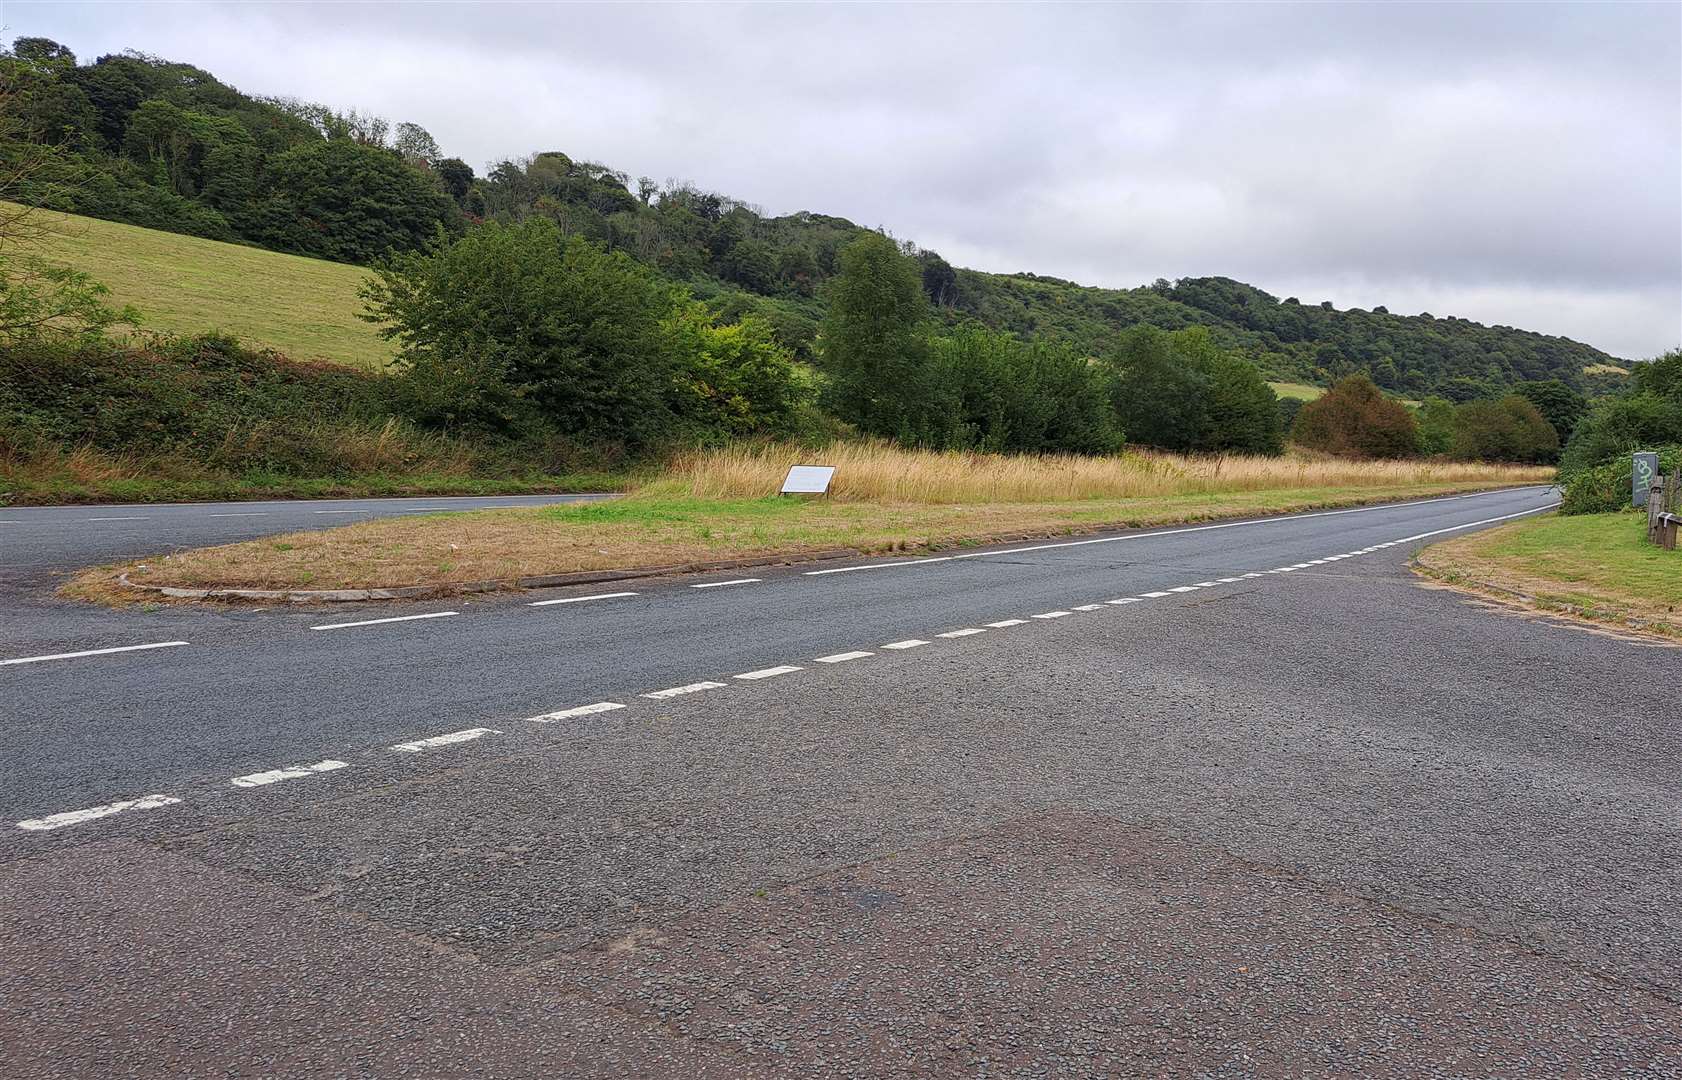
[9, 1, 1680, 360]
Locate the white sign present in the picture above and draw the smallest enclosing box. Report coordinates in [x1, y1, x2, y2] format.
[780, 464, 836, 495]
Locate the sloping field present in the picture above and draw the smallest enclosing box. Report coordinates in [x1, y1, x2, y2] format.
[4, 203, 393, 370]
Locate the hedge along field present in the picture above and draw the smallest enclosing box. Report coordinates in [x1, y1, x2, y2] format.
[3, 202, 394, 370]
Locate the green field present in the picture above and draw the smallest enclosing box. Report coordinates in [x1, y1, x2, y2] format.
[1267, 381, 1324, 401]
[7, 203, 394, 370]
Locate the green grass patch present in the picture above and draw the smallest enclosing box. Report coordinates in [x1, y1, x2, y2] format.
[8, 202, 392, 370]
[1268, 381, 1324, 401]
[1418, 511, 1681, 632]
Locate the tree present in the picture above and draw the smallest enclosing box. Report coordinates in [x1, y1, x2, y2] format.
[1104, 325, 1281, 454]
[1416, 397, 1456, 456]
[819, 231, 939, 441]
[664, 303, 812, 438]
[1514, 379, 1586, 447]
[259, 138, 457, 263]
[361, 219, 679, 444]
[392, 121, 440, 166]
[1559, 348, 1682, 476]
[1452, 395, 1558, 463]
[1291, 374, 1419, 458]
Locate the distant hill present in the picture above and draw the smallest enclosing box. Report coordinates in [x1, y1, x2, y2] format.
[2, 37, 1632, 398]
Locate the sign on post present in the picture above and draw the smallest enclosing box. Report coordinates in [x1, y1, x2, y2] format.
[1634, 451, 1659, 508]
[780, 465, 836, 496]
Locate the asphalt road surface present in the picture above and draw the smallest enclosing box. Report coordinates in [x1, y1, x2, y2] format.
[5, 484, 1680, 1077]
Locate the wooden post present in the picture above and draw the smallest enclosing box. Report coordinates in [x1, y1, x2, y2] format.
[1648, 481, 1665, 544]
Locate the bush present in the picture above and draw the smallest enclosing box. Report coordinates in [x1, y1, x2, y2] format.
[1451, 395, 1558, 464]
[1103, 325, 1281, 454]
[665, 304, 813, 440]
[1290, 374, 1419, 458]
[931, 328, 1121, 455]
[1561, 446, 1682, 515]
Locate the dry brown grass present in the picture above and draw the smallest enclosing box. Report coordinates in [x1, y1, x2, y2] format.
[651, 441, 1553, 503]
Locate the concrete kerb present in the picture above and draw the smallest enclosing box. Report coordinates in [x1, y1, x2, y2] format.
[115, 549, 861, 604]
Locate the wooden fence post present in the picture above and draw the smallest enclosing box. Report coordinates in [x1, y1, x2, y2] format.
[1648, 480, 1665, 544]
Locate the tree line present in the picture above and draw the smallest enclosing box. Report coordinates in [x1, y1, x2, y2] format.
[0, 37, 1632, 403]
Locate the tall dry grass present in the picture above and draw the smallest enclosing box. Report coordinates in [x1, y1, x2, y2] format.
[651, 441, 1555, 504]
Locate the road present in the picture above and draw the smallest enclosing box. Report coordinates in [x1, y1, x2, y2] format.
[3, 484, 1680, 1076]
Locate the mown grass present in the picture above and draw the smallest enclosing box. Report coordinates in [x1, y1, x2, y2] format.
[1416, 511, 1681, 633]
[80, 444, 1550, 594]
[1268, 381, 1324, 401]
[4, 202, 392, 369]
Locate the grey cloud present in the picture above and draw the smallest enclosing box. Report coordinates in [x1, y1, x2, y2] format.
[11, 0, 1680, 357]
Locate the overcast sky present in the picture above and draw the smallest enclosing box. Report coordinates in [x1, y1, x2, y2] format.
[11, 1, 1680, 359]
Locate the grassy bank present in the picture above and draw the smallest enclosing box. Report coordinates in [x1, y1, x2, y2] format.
[80, 444, 1551, 595]
[5, 202, 391, 370]
[1416, 512, 1681, 634]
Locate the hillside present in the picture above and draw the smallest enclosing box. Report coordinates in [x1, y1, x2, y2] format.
[1, 37, 1634, 397]
[6, 203, 393, 368]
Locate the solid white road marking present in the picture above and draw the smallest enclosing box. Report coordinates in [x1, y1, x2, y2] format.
[528, 591, 637, 607]
[882, 639, 929, 650]
[1, 641, 189, 667]
[802, 487, 1549, 576]
[17, 794, 180, 832]
[937, 628, 987, 638]
[1032, 611, 1072, 619]
[528, 702, 625, 722]
[390, 728, 501, 752]
[230, 760, 348, 788]
[986, 619, 1028, 627]
[690, 578, 761, 589]
[815, 650, 874, 663]
[643, 680, 727, 698]
[735, 665, 803, 680]
[310, 611, 458, 631]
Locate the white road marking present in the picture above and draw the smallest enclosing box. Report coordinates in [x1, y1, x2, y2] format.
[86, 516, 149, 521]
[230, 759, 348, 788]
[643, 680, 727, 698]
[395, 507, 451, 513]
[1192, 581, 1219, 588]
[802, 487, 1548, 576]
[815, 650, 873, 663]
[1032, 611, 1072, 619]
[1242, 573, 1265, 578]
[528, 701, 625, 722]
[208, 512, 270, 518]
[17, 794, 180, 832]
[690, 578, 762, 589]
[528, 591, 637, 607]
[1106, 599, 1141, 605]
[1073, 603, 1106, 611]
[391, 728, 500, 752]
[1140, 591, 1172, 598]
[937, 628, 987, 638]
[1216, 577, 1243, 583]
[882, 639, 929, 650]
[986, 619, 1029, 627]
[1168, 586, 1201, 593]
[735, 665, 803, 680]
[312, 509, 368, 514]
[1, 641, 189, 667]
[310, 611, 458, 631]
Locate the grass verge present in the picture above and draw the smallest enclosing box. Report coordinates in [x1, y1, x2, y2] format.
[1415, 511, 1681, 635]
[72, 441, 1550, 597]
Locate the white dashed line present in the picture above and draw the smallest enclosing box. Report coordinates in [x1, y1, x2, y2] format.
[528, 591, 637, 607]
[1106, 598, 1141, 605]
[937, 628, 987, 638]
[391, 728, 500, 752]
[986, 619, 1028, 627]
[1192, 581, 1219, 588]
[1139, 591, 1171, 598]
[1168, 586, 1201, 593]
[310, 611, 458, 631]
[312, 509, 368, 514]
[1073, 603, 1105, 612]
[1, 641, 189, 667]
[230, 760, 348, 788]
[815, 650, 873, 663]
[208, 512, 270, 518]
[735, 665, 803, 680]
[690, 578, 762, 589]
[528, 702, 625, 722]
[1216, 577, 1243, 583]
[882, 639, 930, 650]
[1032, 611, 1072, 619]
[86, 516, 149, 521]
[643, 681, 728, 698]
[17, 794, 180, 832]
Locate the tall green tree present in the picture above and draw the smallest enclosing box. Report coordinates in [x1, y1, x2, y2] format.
[1104, 325, 1281, 454]
[253, 139, 457, 263]
[1514, 379, 1586, 448]
[819, 231, 939, 441]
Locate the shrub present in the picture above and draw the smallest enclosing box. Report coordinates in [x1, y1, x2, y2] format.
[664, 304, 813, 440]
[931, 328, 1121, 455]
[1103, 325, 1281, 454]
[1290, 374, 1419, 458]
[1451, 395, 1558, 464]
[1560, 446, 1682, 515]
